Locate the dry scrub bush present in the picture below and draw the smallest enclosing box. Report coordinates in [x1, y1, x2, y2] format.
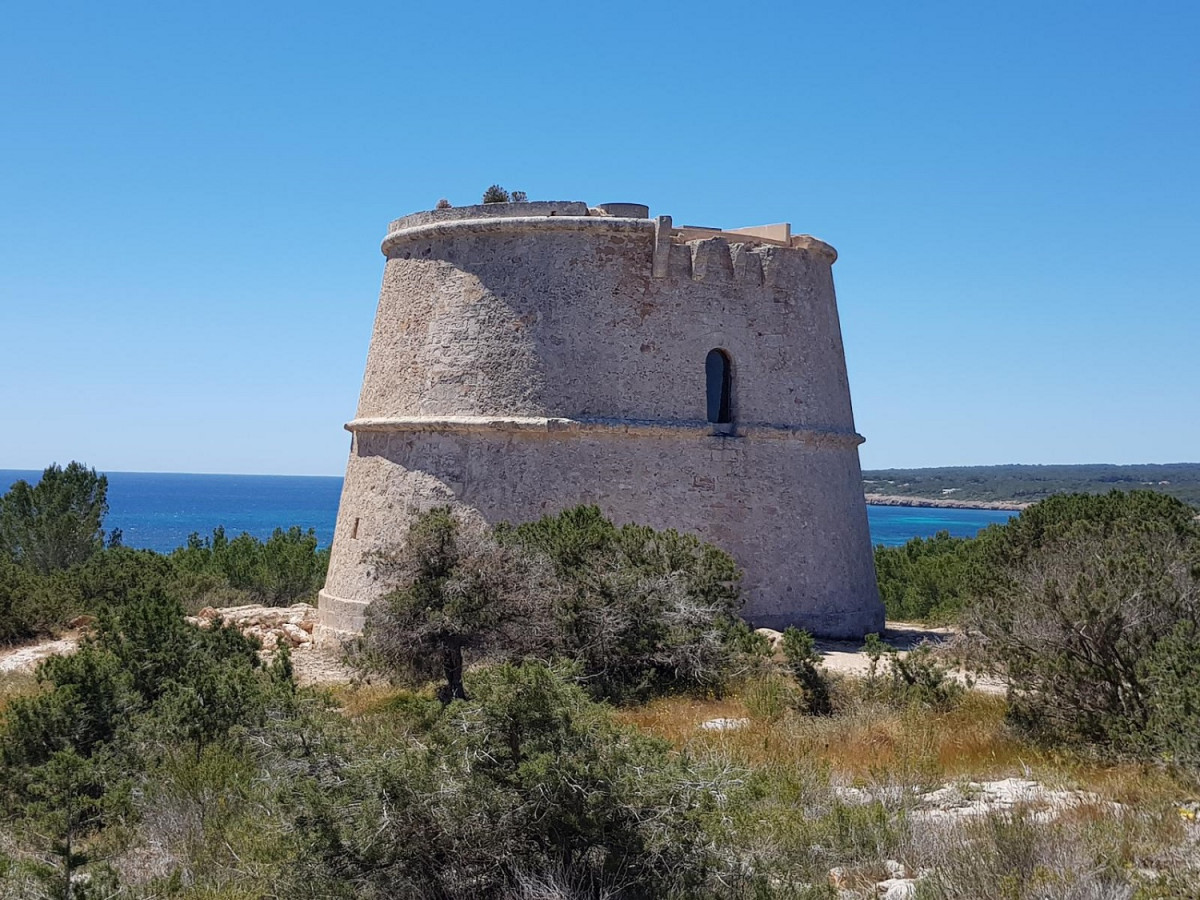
[360, 508, 562, 700]
[968, 516, 1200, 761]
[503, 505, 753, 702]
[361, 506, 756, 704]
[904, 806, 1188, 900]
[280, 662, 738, 899]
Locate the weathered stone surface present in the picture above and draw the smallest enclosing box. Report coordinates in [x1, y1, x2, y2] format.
[319, 202, 883, 642]
[878, 878, 917, 898]
[186, 603, 317, 650]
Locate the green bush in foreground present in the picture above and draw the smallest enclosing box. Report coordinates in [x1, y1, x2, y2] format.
[968, 492, 1200, 761]
[0, 593, 286, 896]
[363, 505, 756, 704]
[289, 662, 721, 898]
[872, 491, 1200, 766]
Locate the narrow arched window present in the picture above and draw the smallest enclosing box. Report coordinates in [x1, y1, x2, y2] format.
[705, 349, 732, 424]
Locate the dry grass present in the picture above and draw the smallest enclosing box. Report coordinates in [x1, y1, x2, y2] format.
[0, 670, 38, 714]
[326, 680, 413, 719]
[314, 671, 1200, 896]
[618, 679, 1036, 784]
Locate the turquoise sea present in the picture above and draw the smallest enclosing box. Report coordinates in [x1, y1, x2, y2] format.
[0, 470, 1016, 553]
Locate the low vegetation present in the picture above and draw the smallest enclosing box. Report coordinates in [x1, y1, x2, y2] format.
[4, 608, 1194, 898]
[1, 465, 1198, 896]
[0, 464, 330, 645]
[480, 185, 528, 204]
[358, 505, 761, 704]
[877, 490, 1200, 768]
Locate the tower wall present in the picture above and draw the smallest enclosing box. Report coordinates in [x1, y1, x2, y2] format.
[319, 202, 883, 640]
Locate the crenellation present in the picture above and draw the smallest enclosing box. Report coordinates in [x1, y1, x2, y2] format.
[690, 238, 734, 282]
[731, 244, 765, 286]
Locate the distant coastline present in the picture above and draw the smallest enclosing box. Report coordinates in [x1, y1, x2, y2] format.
[865, 493, 1029, 512]
[863, 463, 1200, 510]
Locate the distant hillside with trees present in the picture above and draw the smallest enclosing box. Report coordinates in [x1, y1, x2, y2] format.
[863, 462, 1200, 507]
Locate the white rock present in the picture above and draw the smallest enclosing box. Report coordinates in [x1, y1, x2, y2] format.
[877, 878, 916, 899]
[699, 717, 750, 732]
[884, 859, 907, 879]
[282, 623, 311, 646]
[915, 778, 1108, 823]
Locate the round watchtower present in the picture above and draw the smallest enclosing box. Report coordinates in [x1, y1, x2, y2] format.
[318, 201, 883, 641]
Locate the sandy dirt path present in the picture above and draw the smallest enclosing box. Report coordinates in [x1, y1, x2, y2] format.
[0, 635, 80, 675]
[3, 620, 1004, 693]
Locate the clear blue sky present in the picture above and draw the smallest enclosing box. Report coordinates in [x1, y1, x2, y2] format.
[2, 1, 1196, 475]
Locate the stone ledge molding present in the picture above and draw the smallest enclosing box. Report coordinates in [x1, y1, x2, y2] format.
[345, 415, 865, 448]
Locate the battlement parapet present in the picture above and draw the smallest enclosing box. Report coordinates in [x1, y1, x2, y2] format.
[388, 200, 593, 233]
[382, 202, 838, 270]
[391, 201, 652, 232]
[381, 213, 653, 255]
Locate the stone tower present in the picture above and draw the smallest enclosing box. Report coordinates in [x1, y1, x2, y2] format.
[318, 200, 883, 641]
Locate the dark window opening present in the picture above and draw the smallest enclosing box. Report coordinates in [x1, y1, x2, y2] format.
[706, 349, 732, 424]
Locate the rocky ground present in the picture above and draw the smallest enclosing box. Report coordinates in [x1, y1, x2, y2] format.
[755, 622, 1005, 694]
[0, 603, 353, 687]
[0, 636, 79, 675]
[185, 602, 355, 685]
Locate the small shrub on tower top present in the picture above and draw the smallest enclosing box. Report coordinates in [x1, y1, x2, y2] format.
[435, 197, 452, 209]
[481, 184, 510, 203]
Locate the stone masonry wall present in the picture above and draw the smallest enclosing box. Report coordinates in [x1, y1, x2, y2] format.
[319, 203, 883, 641]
